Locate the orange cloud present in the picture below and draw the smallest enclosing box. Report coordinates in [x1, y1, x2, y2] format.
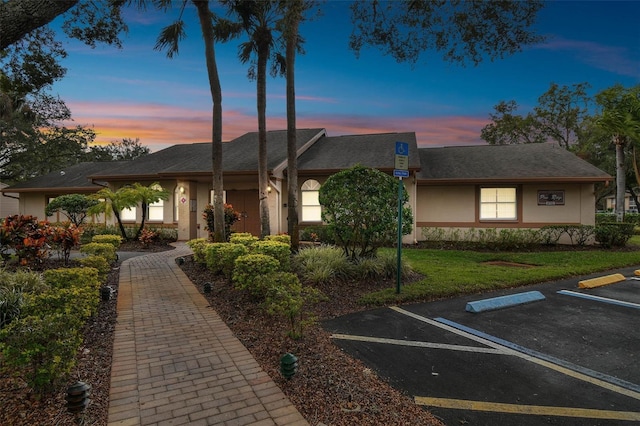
[66, 100, 490, 151]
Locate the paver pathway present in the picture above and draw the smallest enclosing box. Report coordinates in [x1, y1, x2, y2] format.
[107, 243, 308, 426]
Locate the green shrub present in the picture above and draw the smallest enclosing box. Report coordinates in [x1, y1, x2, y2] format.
[0, 313, 83, 393]
[43, 267, 100, 290]
[232, 254, 280, 297]
[293, 245, 355, 284]
[594, 223, 634, 248]
[36, 268, 101, 319]
[264, 234, 291, 245]
[230, 233, 259, 247]
[300, 225, 336, 244]
[204, 242, 228, 274]
[0, 269, 47, 293]
[262, 272, 325, 339]
[92, 234, 122, 249]
[540, 225, 565, 245]
[219, 243, 249, 278]
[76, 255, 111, 279]
[80, 242, 117, 264]
[251, 240, 291, 271]
[563, 225, 595, 246]
[0, 287, 23, 328]
[361, 250, 413, 280]
[186, 238, 209, 264]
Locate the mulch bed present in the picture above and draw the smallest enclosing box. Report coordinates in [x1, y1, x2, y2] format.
[1, 244, 443, 425]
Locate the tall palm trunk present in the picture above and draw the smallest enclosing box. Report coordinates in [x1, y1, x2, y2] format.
[257, 32, 270, 238]
[285, 0, 302, 251]
[194, 0, 225, 242]
[615, 136, 626, 222]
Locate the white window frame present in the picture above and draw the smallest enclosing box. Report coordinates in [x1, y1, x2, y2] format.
[480, 187, 517, 221]
[147, 184, 164, 222]
[301, 179, 322, 222]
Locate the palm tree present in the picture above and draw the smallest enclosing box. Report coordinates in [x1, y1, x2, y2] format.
[596, 85, 640, 221]
[131, 182, 169, 240]
[153, 0, 226, 242]
[281, 0, 305, 251]
[221, 0, 282, 239]
[88, 186, 139, 241]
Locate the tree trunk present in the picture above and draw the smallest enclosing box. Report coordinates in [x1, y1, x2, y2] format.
[615, 137, 626, 222]
[194, 0, 225, 242]
[257, 37, 270, 238]
[0, 0, 78, 50]
[285, 0, 302, 252]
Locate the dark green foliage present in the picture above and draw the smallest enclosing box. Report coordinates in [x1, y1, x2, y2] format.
[45, 194, 98, 226]
[594, 223, 635, 248]
[203, 204, 241, 241]
[319, 165, 413, 259]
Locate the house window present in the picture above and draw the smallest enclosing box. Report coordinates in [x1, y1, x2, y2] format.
[480, 187, 516, 220]
[301, 179, 322, 222]
[148, 184, 164, 221]
[121, 206, 136, 222]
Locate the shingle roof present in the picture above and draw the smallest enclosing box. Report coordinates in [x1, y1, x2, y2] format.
[91, 129, 326, 179]
[416, 143, 612, 183]
[297, 132, 420, 172]
[2, 161, 127, 192]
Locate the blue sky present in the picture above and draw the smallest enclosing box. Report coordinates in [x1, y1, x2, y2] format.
[51, 0, 640, 151]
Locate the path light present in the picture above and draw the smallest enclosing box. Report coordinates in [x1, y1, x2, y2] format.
[280, 353, 298, 379]
[203, 282, 212, 293]
[66, 381, 91, 422]
[176, 257, 185, 265]
[100, 286, 112, 301]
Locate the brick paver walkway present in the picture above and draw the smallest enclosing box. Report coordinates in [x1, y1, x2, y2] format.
[107, 243, 308, 426]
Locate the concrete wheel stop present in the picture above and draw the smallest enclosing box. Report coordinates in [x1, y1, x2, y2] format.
[465, 290, 546, 313]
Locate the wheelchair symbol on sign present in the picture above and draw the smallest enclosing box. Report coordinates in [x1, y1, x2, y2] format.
[396, 141, 408, 156]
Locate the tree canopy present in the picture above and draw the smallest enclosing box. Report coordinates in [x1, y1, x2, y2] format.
[319, 165, 412, 259]
[350, 0, 544, 65]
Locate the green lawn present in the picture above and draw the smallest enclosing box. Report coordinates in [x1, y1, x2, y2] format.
[363, 246, 640, 305]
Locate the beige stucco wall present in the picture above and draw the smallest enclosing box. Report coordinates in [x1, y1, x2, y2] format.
[416, 185, 476, 223]
[416, 183, 597, 242]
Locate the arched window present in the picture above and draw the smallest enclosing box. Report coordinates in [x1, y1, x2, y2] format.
[148, 184, 164, 221]
[301, 179, 322, 222]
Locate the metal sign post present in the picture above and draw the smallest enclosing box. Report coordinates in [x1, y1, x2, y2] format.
[394, 142, 409, 294]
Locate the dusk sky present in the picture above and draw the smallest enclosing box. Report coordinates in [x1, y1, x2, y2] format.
[51, 1, 640, 151]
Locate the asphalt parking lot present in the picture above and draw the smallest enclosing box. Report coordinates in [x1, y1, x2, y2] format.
[323, 266, 640, 425]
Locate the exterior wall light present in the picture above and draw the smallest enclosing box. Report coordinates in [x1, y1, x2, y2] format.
[179, 186, 185, 194]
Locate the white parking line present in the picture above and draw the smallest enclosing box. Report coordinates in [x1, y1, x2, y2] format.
[391, 306, 640, 401]
[558, 289, 640, 310]
[331, 333, 506, 354]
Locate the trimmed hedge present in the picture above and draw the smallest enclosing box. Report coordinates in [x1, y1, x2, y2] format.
[232, 254, 281, 297]
[91, 234, 122, 249]
[80, 242, 117, 264]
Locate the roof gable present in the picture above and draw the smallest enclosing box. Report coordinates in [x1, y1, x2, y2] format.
[297, 132, 420, 172]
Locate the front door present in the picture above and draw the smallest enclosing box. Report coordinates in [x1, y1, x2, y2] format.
[226, 190, 260, 236]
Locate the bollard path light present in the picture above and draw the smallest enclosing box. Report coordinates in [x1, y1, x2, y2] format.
[203, 282, 212, 293]
[66, 381, 91, 423]
[280, 353, 298, 379]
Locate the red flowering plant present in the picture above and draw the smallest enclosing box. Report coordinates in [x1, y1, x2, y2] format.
[2, 215, 53, 266]
[202, 203, 241, 241]
[50, 222, 82, 265]
[138, 227, 158, 247]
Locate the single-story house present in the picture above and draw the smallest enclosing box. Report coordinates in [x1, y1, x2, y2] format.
[1, 128, 612, 243]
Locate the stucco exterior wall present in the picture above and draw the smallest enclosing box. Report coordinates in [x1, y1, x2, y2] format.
[416, 183, 596, 242]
